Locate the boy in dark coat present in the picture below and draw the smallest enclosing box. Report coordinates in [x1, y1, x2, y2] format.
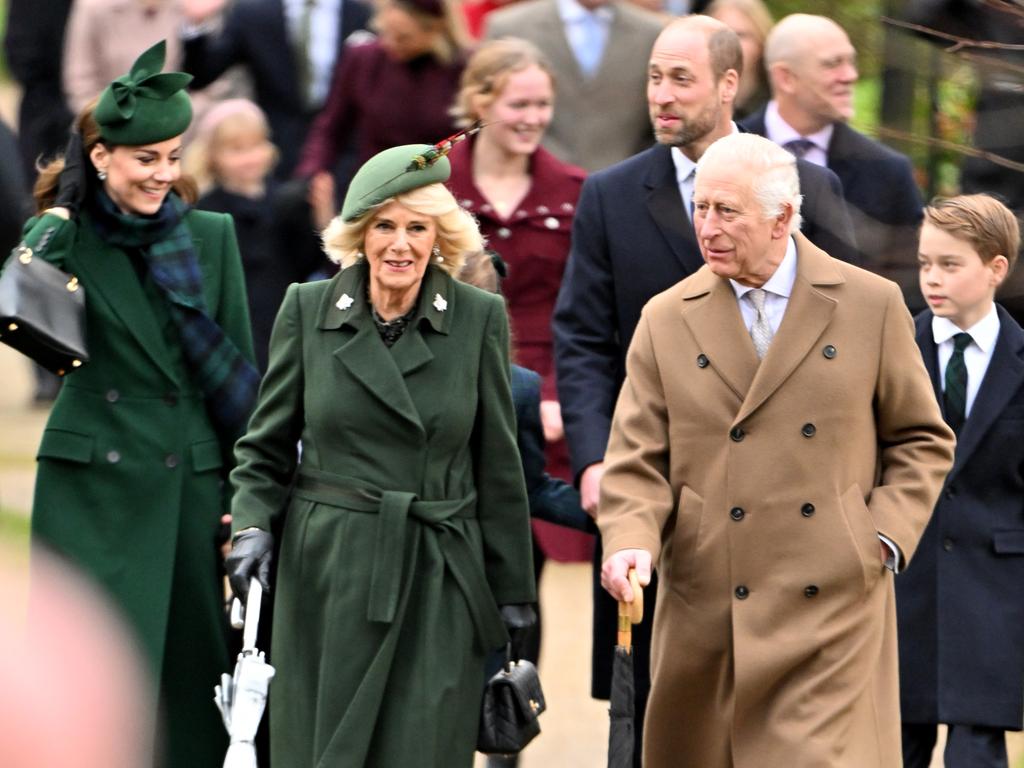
[897, 193, 1024, 768]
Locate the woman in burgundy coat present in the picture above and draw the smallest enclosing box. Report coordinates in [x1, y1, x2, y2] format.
[295, 0, 468, 191]
[447, 39, 590, 567]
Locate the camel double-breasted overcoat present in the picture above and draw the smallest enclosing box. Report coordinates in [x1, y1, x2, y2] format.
[598, 235, 955, 768]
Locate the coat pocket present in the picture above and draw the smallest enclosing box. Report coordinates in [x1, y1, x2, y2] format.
[36, 428, 94, 464]
[190, 439, 223, 473]
[664, 485, 705, 600]
[837, 482, 884, 593]
[993, 529, 1024, 555]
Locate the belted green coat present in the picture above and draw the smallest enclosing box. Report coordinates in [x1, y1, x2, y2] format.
[18, 208, 254, 767]
[230, 261, 536, 768]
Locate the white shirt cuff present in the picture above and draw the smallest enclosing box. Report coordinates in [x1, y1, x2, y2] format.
[878, 534, 901, 573]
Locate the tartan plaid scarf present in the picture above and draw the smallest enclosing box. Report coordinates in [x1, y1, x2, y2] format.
[90, 189, 259, 441]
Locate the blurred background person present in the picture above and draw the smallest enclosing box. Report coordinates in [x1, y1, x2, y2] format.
[0, 546, 155, 768]
[226, 140, 536, 768]
[446, 40, 592, 580]
[3, 0, 74, 404]
[187, 98, 334, 371]
[181, 0, 373, 179]
[706, 0, 772, 119]
[16, 42, 257, 767]
[295, 0, 469, 203]
[461, 0, 520, 40]
[483, 0, 665, 173]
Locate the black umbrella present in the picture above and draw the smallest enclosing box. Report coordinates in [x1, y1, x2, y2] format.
[608, 569, 644, 768]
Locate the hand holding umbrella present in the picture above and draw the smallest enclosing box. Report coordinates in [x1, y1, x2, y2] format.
[608, 569, 643, 768]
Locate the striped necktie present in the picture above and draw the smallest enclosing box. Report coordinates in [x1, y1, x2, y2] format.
[943, 332, 972, 433]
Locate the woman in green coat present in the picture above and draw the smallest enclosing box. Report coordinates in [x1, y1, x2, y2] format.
[21, 42, 257, 767]
[226, 140, 537, 767]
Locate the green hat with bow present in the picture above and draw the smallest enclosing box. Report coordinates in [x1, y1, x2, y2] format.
[340, 124, 485, 221]
[94, 41, 193, 145]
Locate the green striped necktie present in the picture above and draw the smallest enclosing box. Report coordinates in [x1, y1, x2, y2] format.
[943, 332, 972, 434]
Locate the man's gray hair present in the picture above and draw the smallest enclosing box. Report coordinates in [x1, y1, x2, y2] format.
[696, 133, 803, 234]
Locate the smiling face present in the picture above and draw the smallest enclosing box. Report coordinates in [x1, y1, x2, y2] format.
[693, 158, 790, 286]
[474, 65, 554, 158]
[777, 22, 857, 130]
[918, 221, 1007, 330]
[647, 25, 736, 158]
[363, 200, 437, 307]
[90, 137, 183, 216]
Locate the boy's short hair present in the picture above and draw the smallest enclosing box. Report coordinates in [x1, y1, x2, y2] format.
[924, 194, 1021, 272]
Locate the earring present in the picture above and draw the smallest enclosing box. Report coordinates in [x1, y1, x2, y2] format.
[97, 170, 107, 181]
[432, 243, 443, 263]
[356, 251, 365, 260]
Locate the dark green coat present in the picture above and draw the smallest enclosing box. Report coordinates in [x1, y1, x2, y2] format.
[231, 262, 536, 768]
[21, 208, 253, 767]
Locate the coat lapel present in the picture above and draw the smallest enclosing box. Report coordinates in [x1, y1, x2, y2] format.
[948, 307, 1024, 479]
[679, 269, 759, 402]
[915, 312, 945, 412]
[736, 235, 843, 424]
[73, 220, 182, 384]
[643, 146, 705, 276]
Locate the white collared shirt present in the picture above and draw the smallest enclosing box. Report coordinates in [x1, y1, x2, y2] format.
[763, 100, 833, 168]
[729, 236, 798, 334]
[672, 123, 740, 223]
[933, 304, 1000, 418]
[556, 0, 614, 75]
[282, 0, 343, 108]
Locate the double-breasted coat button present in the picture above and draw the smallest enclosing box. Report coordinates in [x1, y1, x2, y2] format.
[823, 345, 837, 359]
[804, 585, 819, 598]
[516, 210, 527, 218]
[105, 389, 120, 403]
[537, 205, 549, 214]
[942, 537, 954, 551]
[106, 450, 121, 464]
[730, 426, 745, 442]
[697, 354, 709, 368]
[561, 202, 574, 212]
[735, 585, 750, 599]
[730, 507, 745, 521]
[496, 227, 512, 239]
[165, 454, 179, 469]
[480, 204, 492, 213]
[801, 503, 816, 517]
[801, 423, 816, 438]
[543, 217, 559, 229]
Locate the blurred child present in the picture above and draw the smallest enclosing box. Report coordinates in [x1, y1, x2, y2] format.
[897, 194, 1024, 768]
[187, 99, 334, 371]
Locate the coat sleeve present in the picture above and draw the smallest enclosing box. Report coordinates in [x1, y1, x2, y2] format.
[597, 307, 673, 561]
[180, 4, 246, 90]
[230, 283, 306, 533]
[552, 176, 622, 480]
[869, 282, 955, 566]
[214, 213, 256, 366]
[798, 162, 860, 268]
[474, 297, 537, 605]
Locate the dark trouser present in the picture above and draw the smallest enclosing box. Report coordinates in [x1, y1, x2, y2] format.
[902, 722, 1008, 768]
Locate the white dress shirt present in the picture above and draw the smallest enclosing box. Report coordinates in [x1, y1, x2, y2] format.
[763, 100, 833, 169]
[557, 0, 614, 77]
[933, 304, 1000, 418]
[283, 0, 343, 108]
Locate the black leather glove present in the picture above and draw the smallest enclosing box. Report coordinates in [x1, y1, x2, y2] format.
[54, 132, 89, 217]
[500, 603, 538, 661]
[225, 528, 274, 603]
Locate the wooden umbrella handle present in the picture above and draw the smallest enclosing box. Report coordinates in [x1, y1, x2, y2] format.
[617, 569, 644, 647]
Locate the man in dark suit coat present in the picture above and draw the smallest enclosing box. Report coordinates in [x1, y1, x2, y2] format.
[743, 13, 924, 312]
[3, 0, 73, 181]
[552, 16, 856, 766]
[181, 0, 371, 177]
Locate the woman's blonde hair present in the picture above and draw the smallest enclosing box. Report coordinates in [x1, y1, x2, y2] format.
[183, 99, 278, 193]
[371, 0, 470, 65]
[451, 38, 555, 129]
[322, 182, 483, 274]
[34, 99, 198, 214]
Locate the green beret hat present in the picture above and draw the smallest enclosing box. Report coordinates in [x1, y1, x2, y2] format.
[341, 144, 452, 222]
[94, 41, 193, 146]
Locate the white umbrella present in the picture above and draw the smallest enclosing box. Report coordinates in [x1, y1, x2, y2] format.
[214, 579, 275, 768]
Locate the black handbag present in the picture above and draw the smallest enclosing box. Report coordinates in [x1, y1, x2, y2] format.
[477, 645, 547, 755]
[0, 244, 89, 375]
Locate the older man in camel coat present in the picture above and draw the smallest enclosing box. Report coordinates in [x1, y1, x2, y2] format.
[599, 133, 955, 768]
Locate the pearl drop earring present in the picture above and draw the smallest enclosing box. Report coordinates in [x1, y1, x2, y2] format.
[97, 170, 107, 181]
